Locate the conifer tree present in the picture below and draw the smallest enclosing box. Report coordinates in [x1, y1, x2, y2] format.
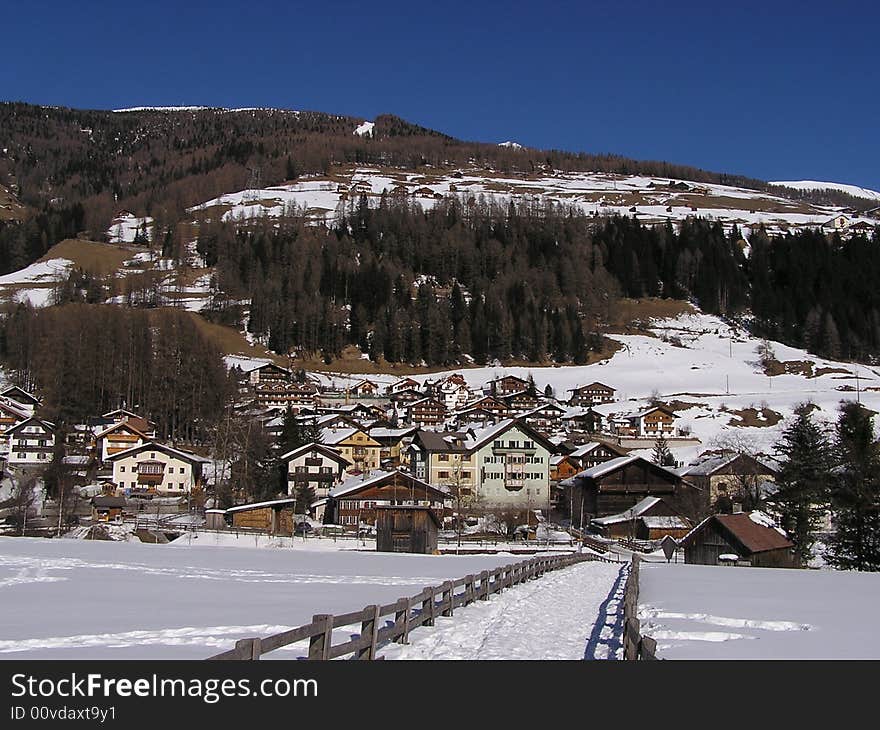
[826, 401, 880, 571]
[652, 434, 675, 467]
[768, 403, 833, 565]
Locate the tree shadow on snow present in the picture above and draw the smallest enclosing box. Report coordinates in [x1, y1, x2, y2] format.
[583, 564, 627, 660]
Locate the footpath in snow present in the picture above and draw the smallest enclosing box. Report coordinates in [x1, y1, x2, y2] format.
[380, 560, 627, 660]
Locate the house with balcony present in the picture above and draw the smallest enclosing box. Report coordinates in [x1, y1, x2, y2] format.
[6, 417, 56, 468]
[567, 382, 616, 407]
[94, 421, 151, 464]
[280, 442, 351, 498]
[408, 419, 554, 510]
[320, 426, 381, 473]
[106, 442, 211, 495]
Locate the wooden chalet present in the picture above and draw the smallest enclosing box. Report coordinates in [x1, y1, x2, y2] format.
[246, 362, 292, 386]
[569, 440, 628, 469]
[521, 402, 567, 431]
[485, 375, 530, 396]
[327, 469, 450, 527]
[464, 395, 511, 418]
[590, 496, 690, 540]
[562, 408, 604, 434]
[568, 382, 616, 407]
[349, 379, 381, 397]
[680, 512, 798, 568]
[281, 442, 350, 498]
[623, 406, 678, 438]
[562, 454, 701, 525]
[376, 505, 441, 554]
[386, 377, 420, 395]
[0, 400, 29, 435]
[680, 453, 779, 506]
[404, 397, 448, 427]
[503, 391, 543, 414]
[91, 495, 127, 522]
[94, 421, 150, 464]
[0, 386, 41, 411]
[6, 417, 56, 468]
[550, 454, 580, 482]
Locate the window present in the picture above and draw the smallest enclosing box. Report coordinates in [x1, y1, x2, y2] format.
[438, 453, 449, 461]
[120, 466, 126, 473]
[131, 482, 136, 489]
[461, 471, 471, 480]
[438, 471, 449, 479]
[179, 467, 185, 474]
[16, 453, 25, 459]
[150, 453, 155, 459]
[493, 440, 502, 449]
[168, 467, 174, 474]
[320, 467, 332, 474]
[295, 466, 308, 473]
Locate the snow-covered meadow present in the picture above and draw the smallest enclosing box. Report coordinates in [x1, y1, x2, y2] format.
[0, 536, 529, 660]
[638, 562, 880, 659]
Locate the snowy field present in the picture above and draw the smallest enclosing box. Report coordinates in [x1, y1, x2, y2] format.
[188, 165, 878, 236]
[638, 563, 880, 659]
[380, 560, 626, 660]
[0, 537, 522, 660]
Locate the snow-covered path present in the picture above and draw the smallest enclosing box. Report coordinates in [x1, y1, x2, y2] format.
[380, 561, 627, 660]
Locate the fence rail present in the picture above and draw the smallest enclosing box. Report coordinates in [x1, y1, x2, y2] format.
[622, 555, 658, 660]
[207, 552, 619, 661]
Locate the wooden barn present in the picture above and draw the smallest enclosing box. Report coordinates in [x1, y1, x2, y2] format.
[226, 498, 297, 535]
[680, 512, 798, 568]
[375, 505, 440, 554]
[327, 469, 450, 528]
[563, 455, 702, 527]
[590, 496, 690, 540]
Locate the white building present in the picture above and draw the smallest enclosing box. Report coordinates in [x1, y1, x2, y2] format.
[107, 442, 211, 495]
[6, 417, 56, 467]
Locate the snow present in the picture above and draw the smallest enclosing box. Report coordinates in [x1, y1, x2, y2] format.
[498, 141, 523, 149]
[379, 560, 625, 660]
[186, 165, 878, 234]
[769, 180, 880, 202]
[639, 562, 880, 658]
[354, 309, 880, 461]
[354, 121, 375, 137]
[0, 536, 519, 659]
[107, 212, 153, 243]
[0, 258, 72, 286]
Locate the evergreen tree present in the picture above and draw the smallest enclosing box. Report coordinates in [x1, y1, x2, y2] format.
[652, 434, 675, 467]
[768, 403, 833, 565]
[826, 401, 880, 571]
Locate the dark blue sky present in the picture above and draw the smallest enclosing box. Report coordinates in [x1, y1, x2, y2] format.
[4, 1, 878, 189]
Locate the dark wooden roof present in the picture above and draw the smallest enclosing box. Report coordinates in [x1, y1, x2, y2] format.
[682, 512, 794, 555]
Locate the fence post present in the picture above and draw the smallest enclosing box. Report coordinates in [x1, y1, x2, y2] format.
[479, 570, 490, 600]
[357, 605, 380, 659]
[308, 614, 334, 660]
[639, 636, 657, 660]
[465, 575, 475, 605]
[394, 598, 411, 644]
[441, 581, 454, 617]
[235, 638, 261, 660]
[422, 586, 436, 626]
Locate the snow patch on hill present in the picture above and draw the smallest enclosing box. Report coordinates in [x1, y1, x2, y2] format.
[769, 180, 880, 202]
[354, 121, 375, 137]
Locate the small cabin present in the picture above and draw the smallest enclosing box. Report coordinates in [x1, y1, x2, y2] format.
[226, 498, 297, 535]
[376, 505, 440, 554]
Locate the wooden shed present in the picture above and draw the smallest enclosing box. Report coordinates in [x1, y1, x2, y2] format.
[680, 511, 798, 568]
[226, 498, 297, 535]
[91, 496, 127, 522]
[375, 505, 440, 554]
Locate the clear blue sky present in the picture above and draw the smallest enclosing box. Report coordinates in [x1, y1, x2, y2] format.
[3, 0, 878, 189]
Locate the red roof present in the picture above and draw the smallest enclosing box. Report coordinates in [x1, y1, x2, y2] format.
[713, 513, 793, 554]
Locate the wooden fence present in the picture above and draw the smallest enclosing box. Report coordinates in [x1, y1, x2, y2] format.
[622, 555, 658, 660]
[207, 552, 620, 661]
